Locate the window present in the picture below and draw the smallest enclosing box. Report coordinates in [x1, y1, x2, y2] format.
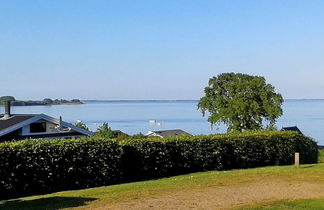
[30, 122, 46, 133]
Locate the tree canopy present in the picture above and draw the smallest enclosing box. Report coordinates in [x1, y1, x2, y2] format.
[74, 121, 89, 131]
[95, 123, 115, 139]
[0, 96, 15, 105]
[198, 73, 283, 132]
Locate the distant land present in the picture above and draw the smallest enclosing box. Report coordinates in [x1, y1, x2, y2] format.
[1, 98, 323, 106]
[0, 96, 83, 106]
[83, 99, 324, 103]
[83, 100, 199, 103]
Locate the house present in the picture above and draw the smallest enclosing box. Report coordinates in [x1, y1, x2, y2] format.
[146, 129, 191, 138]
[281, 126, 303, 135]
[0, 101, 93, 141]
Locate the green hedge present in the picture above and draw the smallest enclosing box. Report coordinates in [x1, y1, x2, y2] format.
[0, 131, 318, 200]
[121, 131, 318, 181]
[0, 138, 122, 199]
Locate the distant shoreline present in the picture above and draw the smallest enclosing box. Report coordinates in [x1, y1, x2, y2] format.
[0, 96, 83, 107]
[0, 102, 83, 107]
[83, 100, 199, 103]
[83, 99, 324, 102]
[1, 99, 323, 106]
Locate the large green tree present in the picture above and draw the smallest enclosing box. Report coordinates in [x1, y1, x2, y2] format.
[198, 73, 283, 132]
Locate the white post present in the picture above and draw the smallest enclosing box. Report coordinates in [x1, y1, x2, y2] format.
[295, 153, 300, 168]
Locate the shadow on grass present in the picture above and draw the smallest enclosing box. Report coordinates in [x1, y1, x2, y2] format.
[301, 165, 315, 169]
[0, 196, 97, 210]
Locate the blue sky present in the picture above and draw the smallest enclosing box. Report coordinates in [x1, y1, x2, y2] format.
[1, 0, 324, 100]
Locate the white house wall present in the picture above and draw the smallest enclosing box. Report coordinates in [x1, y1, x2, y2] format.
[21, 120, 70, 136]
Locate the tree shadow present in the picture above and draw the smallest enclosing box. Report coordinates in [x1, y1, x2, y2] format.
[301, 165, 315, 169]
[0, 196, 97, 210]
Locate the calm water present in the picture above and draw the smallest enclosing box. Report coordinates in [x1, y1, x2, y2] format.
[1, 100, 324, 144]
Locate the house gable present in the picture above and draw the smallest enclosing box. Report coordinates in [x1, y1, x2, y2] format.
[0, 114, 93, 139]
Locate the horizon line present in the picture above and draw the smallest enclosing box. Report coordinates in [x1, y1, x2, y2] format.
[82, 98, 324, 101]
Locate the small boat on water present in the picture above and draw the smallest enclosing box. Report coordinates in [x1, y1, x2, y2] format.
[149, 120, 162, 126]
[149, 120, 156, 124]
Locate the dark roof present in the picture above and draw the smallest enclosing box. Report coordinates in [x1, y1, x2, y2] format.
[0, 114, 37, 131]
[151, 129, 191, 138]
[281, 126, 303, 134]
[112, 130, 129, 136]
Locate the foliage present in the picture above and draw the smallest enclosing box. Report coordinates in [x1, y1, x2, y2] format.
[114, 131, 129, 141]
[198, 73, 283, 132]
[94, 123, 128, 139]
[95, 123, 115, 138]
[0, 138, 122, 199]
[43, 98, 53, 105]
[0, 96, 83, 106]
[71, 99, 82, 103]
[319, 149, 324, 163]
[74, 121, 89, 131]
[131, 133, 147, 139]
[0, 131, 318, 200]
[95, 123, 129, 140]
[121, 131, 318, 181]
[0, 96, 15, 105]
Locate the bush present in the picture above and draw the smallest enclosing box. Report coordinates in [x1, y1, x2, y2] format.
[120, 131, 318, 181]
[0, 138, 122, 199]
[0, 131, 318, 200]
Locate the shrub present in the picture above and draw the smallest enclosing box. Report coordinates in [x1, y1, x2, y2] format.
[0, 131, 318, 200]
[0, 138, 122, 199]
[120, 131, 318, 181]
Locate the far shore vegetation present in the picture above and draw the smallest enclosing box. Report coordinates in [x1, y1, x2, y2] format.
[0, 96, 83, 106]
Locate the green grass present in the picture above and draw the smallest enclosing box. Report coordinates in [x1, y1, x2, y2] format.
[232, 150, 324, 210]
[238, 199, 324, 210]
[1, 163, 324, 210]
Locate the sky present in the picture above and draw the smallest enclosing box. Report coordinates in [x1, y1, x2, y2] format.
[1, 0, 324, 100]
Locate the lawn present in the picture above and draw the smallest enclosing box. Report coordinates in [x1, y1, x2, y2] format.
[1, 150, 324, 209]
[236, 149, 324, 210]
[238, 199, 324, 210]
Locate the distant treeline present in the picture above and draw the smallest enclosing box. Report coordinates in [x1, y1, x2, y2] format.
[0, 96, 83, 106]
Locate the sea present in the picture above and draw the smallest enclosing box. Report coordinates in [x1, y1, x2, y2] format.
[1, 99, 324, 145]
